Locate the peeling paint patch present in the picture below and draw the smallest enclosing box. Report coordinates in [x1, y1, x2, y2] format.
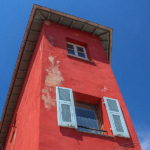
[100, 86, 109, 92]
[10, 130, 17, 150]
[42, 56, 64, 109]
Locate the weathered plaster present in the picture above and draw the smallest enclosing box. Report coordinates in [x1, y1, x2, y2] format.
[100, 86, 109, 92]
[10, 130, 17, 150]
[42, 56, 64, 109]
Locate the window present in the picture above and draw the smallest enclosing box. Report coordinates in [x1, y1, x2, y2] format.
[67, 42, 88, 60]
[75, 102, 101, 134]
[56, 87, 130, 138]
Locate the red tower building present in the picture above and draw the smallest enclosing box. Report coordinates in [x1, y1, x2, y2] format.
[0, 5, 141, 150]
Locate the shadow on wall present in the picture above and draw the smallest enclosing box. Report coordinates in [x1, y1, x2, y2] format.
[60, 127, 138, 149]
[60, 127, 115, 142]
[114, 137, 139, 150]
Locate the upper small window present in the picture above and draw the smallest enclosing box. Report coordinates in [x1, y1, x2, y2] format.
[67, 42, 88, 60]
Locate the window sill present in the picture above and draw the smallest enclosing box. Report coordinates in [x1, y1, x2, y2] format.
[77, 128, 130, 139]
[76, 128, 114, 138]
[67, 54, 95, 65]
[76, 125, 114, 138]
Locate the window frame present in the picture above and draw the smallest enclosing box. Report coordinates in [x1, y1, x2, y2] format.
[75, 102, 102, 134]
[56, 87, 130, 138]
[67, 42, 89, 60]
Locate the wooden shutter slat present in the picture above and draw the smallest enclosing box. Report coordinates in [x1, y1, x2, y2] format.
[104, 97, 130, 138]
[56, 86, 77, 128]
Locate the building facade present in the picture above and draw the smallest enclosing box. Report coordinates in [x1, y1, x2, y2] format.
[0, 5, 141, 150]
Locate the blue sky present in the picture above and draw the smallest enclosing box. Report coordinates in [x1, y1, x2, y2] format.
[0, 0, 149, 149]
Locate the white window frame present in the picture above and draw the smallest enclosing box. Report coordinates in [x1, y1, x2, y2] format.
[67, 42, 89, 60]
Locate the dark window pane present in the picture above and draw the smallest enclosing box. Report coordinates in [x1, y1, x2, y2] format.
[68, 49, 75, 55]
[77, 46, 84, 52]
[78, 52, 86, 58]
[58, 88, 71, 101]
[62, 104, 71, 122]
[67, 44, 74, 49]
[76, 107, 96, 119]
[67, 44, 75, 55]
[77, 116, 98, 129]
[76, 106, 99, 134]
[113, 114, 124, 132]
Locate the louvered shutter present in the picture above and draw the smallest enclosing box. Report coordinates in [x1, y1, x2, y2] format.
[104, 97, 130, 138]
[56, 87, 77, 128]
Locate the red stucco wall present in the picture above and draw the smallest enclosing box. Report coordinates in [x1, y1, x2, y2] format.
[39, 22, 141, 150]
[4, 34, 43, 150]
[5, 21, 141, 150]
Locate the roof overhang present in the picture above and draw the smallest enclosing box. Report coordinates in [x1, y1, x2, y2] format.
[0, 4, 112, 146]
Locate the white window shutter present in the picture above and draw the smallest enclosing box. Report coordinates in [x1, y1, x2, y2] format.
[56, 87, 77, 128]
[104, 97, 130, 138]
